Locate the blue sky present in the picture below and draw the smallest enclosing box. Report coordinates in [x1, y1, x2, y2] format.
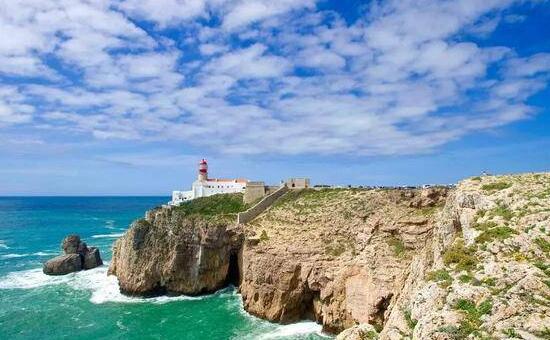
[0, 0, 549, 195]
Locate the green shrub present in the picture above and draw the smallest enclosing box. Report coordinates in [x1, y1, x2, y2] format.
[452, 298, 493, 338]
[459, 274, 474, 283]
[535, 328, 550, 339]
[403, 309, 418, 329]
[503, 328, 518, 337]
[259, 230, 269, 242]
[387, 236, 406, 257]
[491, 205, 514, 220]
[363, 330, 378, 339]
[472, 177, 482, 181]
[481, 277, 496, 287]
[481, 181, 512, 191]
[534, 237, 550, 254]
[443, 239, 477, 271]
[476, 226, 516, 244]
[533, 260, 550, 276]
[472, 221, 498, 231]
[174, 193, 248, 217]
[427, 269, 453, 288]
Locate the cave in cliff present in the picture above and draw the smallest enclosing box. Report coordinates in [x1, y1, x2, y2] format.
[225, 251, 241, 287]
[372, 294, 393, 330]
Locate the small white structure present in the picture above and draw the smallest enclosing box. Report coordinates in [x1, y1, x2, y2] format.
[170, 159, 248, 206]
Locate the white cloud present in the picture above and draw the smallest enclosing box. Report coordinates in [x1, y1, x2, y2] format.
[117, 0, 208, 27]
[204, 43, 291, 78]
[221, 0, 316, 31]
[0, 0, 549, 157]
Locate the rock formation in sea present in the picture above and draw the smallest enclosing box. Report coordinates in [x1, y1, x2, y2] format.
[43, 234, 103, 275]
[110, 174, 550, 339]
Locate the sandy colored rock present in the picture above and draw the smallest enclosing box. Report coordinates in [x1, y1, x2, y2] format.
[109, 208, 242, 295]
[336, 323, 378, 340]
[109, 173, 550, 339]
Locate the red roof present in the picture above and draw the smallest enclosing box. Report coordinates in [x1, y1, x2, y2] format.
[208, 178, 248, 183]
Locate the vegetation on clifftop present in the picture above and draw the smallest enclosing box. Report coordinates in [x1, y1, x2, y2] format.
[174, 193, 249, 218]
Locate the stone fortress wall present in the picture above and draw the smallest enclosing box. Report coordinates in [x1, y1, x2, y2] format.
[237, 185, 289, 224]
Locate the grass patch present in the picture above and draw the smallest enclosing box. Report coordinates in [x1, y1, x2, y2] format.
[490, 204, 514, 220]
[503, 328, 519, 337]
[481, 181, 512, 191]
[471, 176, 482, 181]
[534, 328, 550, 339]
[174, 193, 248, 217]
[533, 260, 550, 276]
[415, 206, 440, 217]
[443, 239, 477, 271]
[459, 274, 474, 283]
[481, 277, 496, 287]
[403, 309, 418, 329]
[259, 230, 269, 242]
[452, 298, 493, 338]
[475, 226, 516, 244]
[387, 236, 406, 257]
[362, 330, 378, 339]
[472, 221, 498, 231]
[427, 269, 453, 288]
[534, 237, 550, 254]
[325, 241, 346, 257]
[273, 188, 346, 208]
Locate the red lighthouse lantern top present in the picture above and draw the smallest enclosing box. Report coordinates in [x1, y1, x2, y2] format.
[198, 159, 208, 181]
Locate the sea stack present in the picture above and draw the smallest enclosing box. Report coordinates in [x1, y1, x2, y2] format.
[43, 234, 103, 275]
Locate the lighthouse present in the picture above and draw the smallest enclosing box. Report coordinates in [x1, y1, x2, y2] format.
[170, 159, 249, 205]
[198, 159, 208, 181]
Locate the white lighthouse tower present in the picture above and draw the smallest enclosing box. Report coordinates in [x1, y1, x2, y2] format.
[198, 159, 208, 181]
[170, 159, 248, 205]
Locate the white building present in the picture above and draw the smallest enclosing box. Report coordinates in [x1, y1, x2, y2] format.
[170, 159, 248, 206]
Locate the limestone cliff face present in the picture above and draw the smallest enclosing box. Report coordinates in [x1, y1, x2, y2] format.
[110, 174, 550, 339]
[379, 173, 550, 340]
[239, 187, 448, 333]
[109, 207, 242, 295]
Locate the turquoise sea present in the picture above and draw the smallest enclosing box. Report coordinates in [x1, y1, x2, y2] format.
[0, 197, 328, 339]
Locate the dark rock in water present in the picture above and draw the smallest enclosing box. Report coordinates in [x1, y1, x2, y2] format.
[62, 235, 81, 254]
[83, 247, 103, 269]
[43, 234, 103, 276]
[43, 254, 82, 275]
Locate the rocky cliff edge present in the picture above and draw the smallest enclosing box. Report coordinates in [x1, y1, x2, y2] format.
[109, 174, 550, 339]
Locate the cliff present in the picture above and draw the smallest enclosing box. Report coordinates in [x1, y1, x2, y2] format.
[108, 194, 246, 295]
[109, 174, 550, 339]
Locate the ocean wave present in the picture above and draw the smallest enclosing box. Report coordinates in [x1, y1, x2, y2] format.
[91, 233, 124, 239]
[0, 240, 9, 249]
[1, 252, 58, 259]
[105, 220, 116, 229]
[1, 253, 28, 259]
[0, 264, 205, 305]
[254, 322, 327, 339]
[32, 252, 57, 256]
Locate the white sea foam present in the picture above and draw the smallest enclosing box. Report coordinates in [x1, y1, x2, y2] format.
[1, 252, 57, 259]
[1, 253, 28, 259]
[32, 252, 57, 256]
[0, 268, 72, 289]
[0, 240, 9, 249]
[105, 220, 116, 229]
[257, 322, 326, 339]
[0, 264, 204, 305]
[91, 233, 124, 239]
